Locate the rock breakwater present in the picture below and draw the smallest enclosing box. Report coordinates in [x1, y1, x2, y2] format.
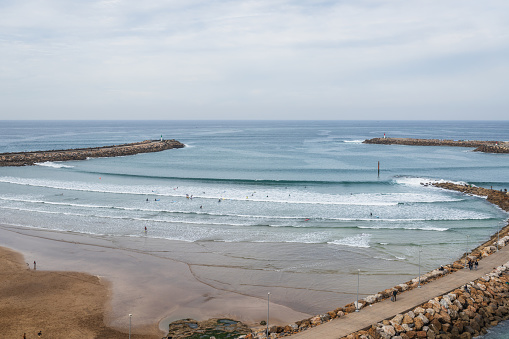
[357, 264, 509, 339]
[363, 138, 509, 153]
[0, 139, 185, 167]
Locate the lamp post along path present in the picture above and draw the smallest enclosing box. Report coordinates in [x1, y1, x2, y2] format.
[267, 292, 270, 338]
[129, 314, 132, 339]
[418, 247, 422, 288]
[356, 269, 360, 312]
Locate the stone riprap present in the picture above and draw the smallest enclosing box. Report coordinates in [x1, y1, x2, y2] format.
[347, 264, 509, 339]
[0, 139, 185, 167]
[363, 138, 509, 153]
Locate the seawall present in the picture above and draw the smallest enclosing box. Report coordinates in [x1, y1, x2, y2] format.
[0, 139, 185, 167]
[363, 138, 509, 153]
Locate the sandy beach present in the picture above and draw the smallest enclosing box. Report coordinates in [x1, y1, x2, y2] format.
[0, 223, 311, 338]
[0, 245, 159, 339]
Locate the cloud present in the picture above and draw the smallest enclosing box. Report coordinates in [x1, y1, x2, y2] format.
[0, 0, 508, 119]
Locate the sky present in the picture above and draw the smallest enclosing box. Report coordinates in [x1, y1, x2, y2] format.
[0, 0, 508, 120]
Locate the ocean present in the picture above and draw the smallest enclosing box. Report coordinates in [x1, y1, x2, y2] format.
[0, 120, 508, 331]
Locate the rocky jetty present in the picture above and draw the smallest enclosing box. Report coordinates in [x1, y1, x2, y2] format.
[473, 144, 509, 153]
[355, 265, 509, 339]
[363, 138, 509, 153]
[0, 139, 185, 166]
[432, 182, 509, 213]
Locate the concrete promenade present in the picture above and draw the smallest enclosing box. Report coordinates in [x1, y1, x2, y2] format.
[289, 244, 509, 338]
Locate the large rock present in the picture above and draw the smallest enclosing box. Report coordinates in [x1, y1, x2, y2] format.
[416, 314, 429, 325]
[414, 317, 424, 331]
[403, 314, 415, 324]
[382, 325, 396, 336]
[391, 314, 404, 326]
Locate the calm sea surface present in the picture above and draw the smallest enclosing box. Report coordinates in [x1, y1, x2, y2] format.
[1, 120, 508, 323]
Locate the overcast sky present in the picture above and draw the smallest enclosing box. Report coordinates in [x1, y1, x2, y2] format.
[1, 0, 508, 120]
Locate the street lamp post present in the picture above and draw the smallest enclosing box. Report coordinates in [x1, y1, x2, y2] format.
[418, 247, 422, 288]
[465, 235, 470, 268]
[267, 292, 270, 338]
[497, 228, 500, 251]
[356, 269, 360, 312]
[129, 314, 132, 339]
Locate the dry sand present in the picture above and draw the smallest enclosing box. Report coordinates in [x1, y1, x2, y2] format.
[0, 246, 160, 339]
[0, 223, 310, 338]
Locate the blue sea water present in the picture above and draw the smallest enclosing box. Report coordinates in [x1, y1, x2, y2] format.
[0, 120, 508, 319]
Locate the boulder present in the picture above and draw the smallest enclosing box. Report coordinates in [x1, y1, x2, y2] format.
[364, 295, 378, 304]
[439, 311, 451, 324]
[398, 284, 409, 291]
[416, 330, 427, 338]
[391, 314, 404, 326]
[430, 319, 442, 332]
[403, 314, 414, 324]
[414, 317, 424, 331]
[414, 307, 426, 314]
[441, 323, 451, 333]
[402, 324, 413, 332]
[382, 325, 396, 336]
[416, 314, 429, 325]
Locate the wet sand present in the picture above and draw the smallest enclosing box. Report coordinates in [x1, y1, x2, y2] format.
[0, 223, 311, 337]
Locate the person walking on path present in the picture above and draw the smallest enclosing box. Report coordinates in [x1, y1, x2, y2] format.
[392, 289, 397, 302]
[33, 261, 36, 270]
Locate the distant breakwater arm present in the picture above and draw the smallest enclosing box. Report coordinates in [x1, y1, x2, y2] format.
[0, 139, 185, 167]
[432, 182, 509, 212]
[363, 137, 509, 153]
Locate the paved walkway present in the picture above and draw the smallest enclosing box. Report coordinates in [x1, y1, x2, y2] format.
[288, 245, 509, 338]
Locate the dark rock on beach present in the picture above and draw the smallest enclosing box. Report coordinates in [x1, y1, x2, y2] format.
[164, 318, 252, 339]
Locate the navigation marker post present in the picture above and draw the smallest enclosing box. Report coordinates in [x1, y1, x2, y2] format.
[378, 161, 380, 177]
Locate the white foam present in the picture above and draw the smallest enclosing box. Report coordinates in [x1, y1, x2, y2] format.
[343, 140, 364, 143]
[35, 162, 74, 168]
[359, 225, 449, 231]
[328, 233, 371, 248]
[393, 177, 468, 187]
[0, 176, 460, 206]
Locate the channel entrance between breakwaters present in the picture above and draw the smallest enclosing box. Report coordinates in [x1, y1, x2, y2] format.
[0, 139, 185, 166]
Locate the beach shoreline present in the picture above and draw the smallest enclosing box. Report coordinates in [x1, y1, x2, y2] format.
[1, 188, 508, 338]
[0, 223, 311, 337]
